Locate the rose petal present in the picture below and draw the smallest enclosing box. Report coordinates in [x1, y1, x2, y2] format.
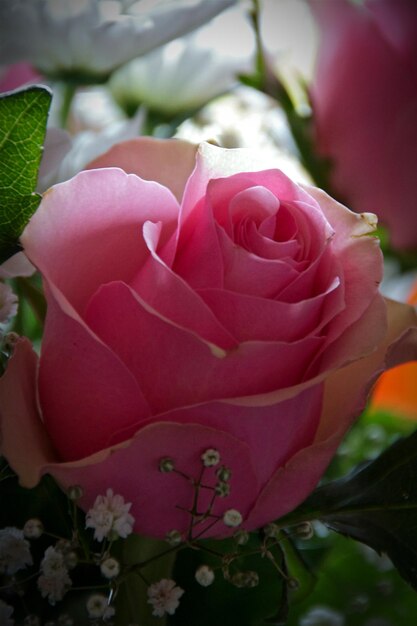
[38, 284, 150, 461]
[107, 385, 323, 489]
[246, 299, 417, 529]
[84, 281, 325, 412]
[86, 137, 198, 203]
[216, 225, 300, 297]
[130, 220, 237, 350]
[0, 339, 57, 487]
[198, 275, 343, 343]
[21, 168, 180, 313]
[45, 422, 259, 539]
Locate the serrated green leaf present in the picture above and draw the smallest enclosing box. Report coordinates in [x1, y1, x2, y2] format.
[282, 429, 417, 591]
[0, 85, 52, 262]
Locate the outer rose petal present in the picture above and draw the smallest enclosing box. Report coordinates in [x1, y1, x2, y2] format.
[1, 303, 415, 537]
[84, 281, 325, 412]
[21, 168, 180, 313]
[246, 299, 417, 529]
[47, 423, 260, 540]
[86, 137, 198, 203]
[0, 339, 57, 487]
[38, 284, 150, 461]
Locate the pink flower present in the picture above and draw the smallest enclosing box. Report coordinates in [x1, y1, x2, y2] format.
[0, 138, 416, 540]
[310, 0, 417, 251]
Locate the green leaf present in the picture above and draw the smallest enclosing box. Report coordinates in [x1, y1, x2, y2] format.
[283, 429, 417, 591]
[0, 85, 52, 262]
[171, 536, 285, 626]
[114, 534, 178, 626]
[285, 534, 417, 625]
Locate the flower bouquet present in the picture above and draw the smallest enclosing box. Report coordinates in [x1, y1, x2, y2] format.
[0, 1, 417, 625]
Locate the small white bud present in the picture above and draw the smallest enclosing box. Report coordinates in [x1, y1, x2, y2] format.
[159, 457, 175, 472]
[67, 485, 83, 500]
[223, 509, 243, 528]
[215, 481, 230, 497]
[86, 594, 115, 619]
[295, 522, 314, 540]
[263, 523, 280, 539]
[195, 565, 215, 587]
[231, 570, 259, 588]
[100, 557, 120, 579]
[234, 529, 250, 545]
[216, 465, 231, 481]
[201, 448, 220, 467]
[23, 519, 44, 539]
[165, 530, 182, 546]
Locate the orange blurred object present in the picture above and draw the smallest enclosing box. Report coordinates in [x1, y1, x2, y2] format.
[370, 280, 417, 419]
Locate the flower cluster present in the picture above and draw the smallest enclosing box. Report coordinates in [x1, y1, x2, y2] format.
[85, 488, 134, 542]
[0, 527, 32, 576]
[37, 546, 72, 605]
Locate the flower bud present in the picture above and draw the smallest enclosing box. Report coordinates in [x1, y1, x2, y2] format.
[195, 564, 215, 587]
[23, 518, 44, 539]
[223, 509, 242, 528]
[67, 485, 84, 501]
[231, 570, 259, 588]
[100, 557, 120, 579]
[294, 521, 314, 541]
[215, 482, 230, 498]
[165, 529, 182, 546]
[159, 457, 175, 473]
[201, 448, 220, 467]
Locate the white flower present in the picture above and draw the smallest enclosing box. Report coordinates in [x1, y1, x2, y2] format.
[0, 599, 14, 626]
[86, 594, 115, 619]
[147, 578, 184, 617]
[38, 90, 144, 191]
[38, 546, 72, 605]
[0, 283, 18, 327]
[86, 488, 134, 541]
[100, 556, 120, 579]
[0, 0, 236, 80]
[40, 546, 67, 577]
[109, 3, 254, 116]
[37, 571, 72, 605]
[0, 527, 33, 575]
[195, 564, 215, 587]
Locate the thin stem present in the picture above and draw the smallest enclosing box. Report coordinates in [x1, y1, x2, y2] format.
[59, 81, 77, 129]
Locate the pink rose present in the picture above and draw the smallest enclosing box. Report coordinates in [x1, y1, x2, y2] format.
[1, 138, 416, 540]
[310, 0, 417, 251]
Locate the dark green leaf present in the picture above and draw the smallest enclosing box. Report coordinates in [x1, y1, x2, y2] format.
[284, 429, 417, 591]
[114, 534, 177, 626]
[171, 536, 285, 626]
[0, 85, 52, 262]
[285, 534, 417, 625]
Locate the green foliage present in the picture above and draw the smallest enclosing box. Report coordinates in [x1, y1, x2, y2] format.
[170, 535, 286, 626]
[283, 428, 417, 592]
[286, 534, 417, 625]
[0, 86, 51, 263]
